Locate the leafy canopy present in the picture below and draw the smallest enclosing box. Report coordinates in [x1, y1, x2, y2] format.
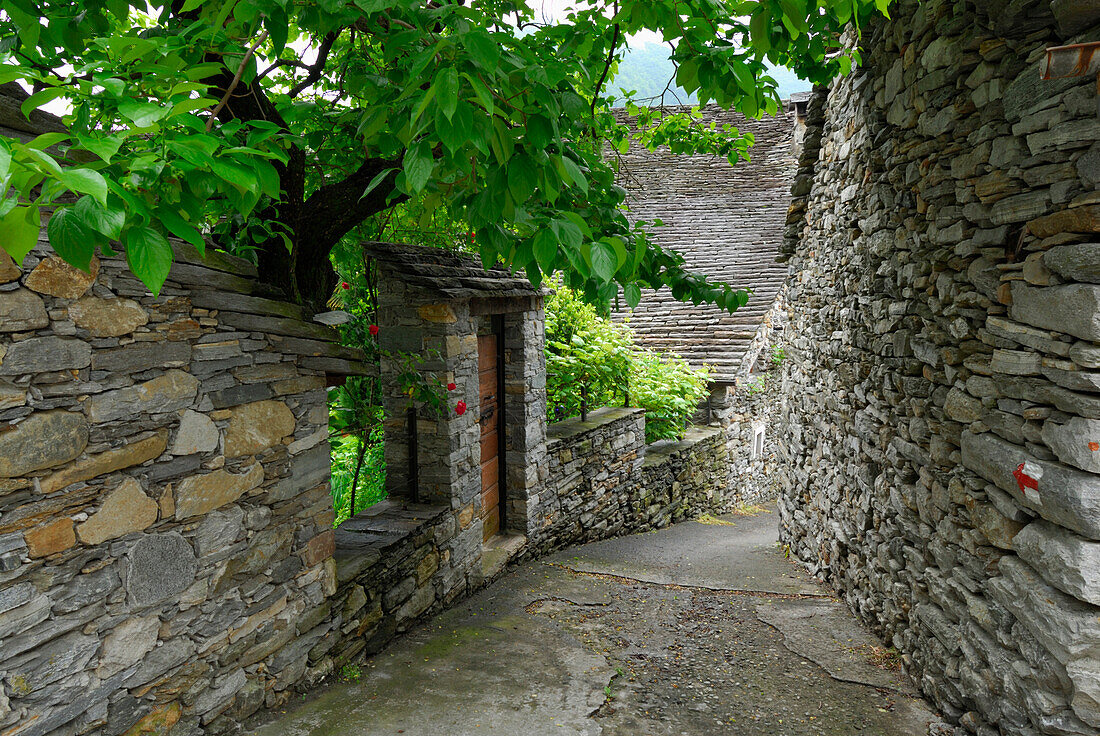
[0, 0, 887, 305]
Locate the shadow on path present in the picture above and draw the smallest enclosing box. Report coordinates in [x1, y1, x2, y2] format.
[248, 506, 939, 736]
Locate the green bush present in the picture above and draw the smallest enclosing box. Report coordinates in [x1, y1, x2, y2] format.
[545, 278, 709, 442]
[546, 282, 633, 419]
[628, 348, 709, 441]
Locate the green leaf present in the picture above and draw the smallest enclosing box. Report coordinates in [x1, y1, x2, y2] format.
[464, 29, 500, 70]
[624, 283, 641, 309]
[0, 141, 10, 180]
[77, 134, 124, 163]
[73, 195, 124, 240]
[589, 241, 615, 282]
[749, 11, 771, 49]
[551, 219, 583, 249]
[20, 87, 67, 120]
[118, 100, 169, 127]
[560, 156, 588, 194]
[156, 206, 205, 254]
[26, 132, 69, 151]
[251, 158, 281, 199]
[361, 168, 396, 201]
[436, 101, 473, 153]
[19, 146, 63, 176]
[59, 168, 108, 205]
[527, 115, 553, 149]
[402, 141, 434, 195]
[46, 206, 97, 272]
[210, 157, 259, 194]
[0, 205, 40, 263]
[508, 157, 537, 203]
[123, 225, 174, 296]
[434, 67, 459, 120]
[533, 229, 557, 272]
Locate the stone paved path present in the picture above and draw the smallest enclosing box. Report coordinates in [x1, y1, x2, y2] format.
[249, 506, 939, 736]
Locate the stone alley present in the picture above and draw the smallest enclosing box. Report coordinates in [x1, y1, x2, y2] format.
[248, 507, 938, 736]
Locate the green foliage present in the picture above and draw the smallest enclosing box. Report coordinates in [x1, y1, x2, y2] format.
[628, 348, 709, 441]
[545, 284, 633, 420]
[0, 0, 887, 307]
[329, 377, 386, 526]
[330, 427, 386, 527]
[545, 278, 708, 442]
[338, 664, 362, 682]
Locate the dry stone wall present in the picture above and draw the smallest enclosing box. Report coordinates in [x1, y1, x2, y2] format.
[778, 2, 1100, 734]
[0, 236, 361, 736]
[530, 407, 729, 554]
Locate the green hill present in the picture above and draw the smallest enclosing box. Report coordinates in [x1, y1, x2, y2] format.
[609, 42, 810, 107]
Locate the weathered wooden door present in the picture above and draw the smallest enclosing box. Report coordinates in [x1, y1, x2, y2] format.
[478, 329, 504, 541]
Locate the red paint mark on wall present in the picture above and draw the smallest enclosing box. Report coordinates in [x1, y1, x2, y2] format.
[1089, 442, 1099, 452]
[1013, 463, 1039, 494]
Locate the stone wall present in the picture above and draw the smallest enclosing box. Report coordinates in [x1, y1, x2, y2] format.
[529, 407, 729, 554]
[778, 2, 1100, 734]
[325, 500, 472, 671]
[707, 294, 788, 506]
[0, 237, 364, 736]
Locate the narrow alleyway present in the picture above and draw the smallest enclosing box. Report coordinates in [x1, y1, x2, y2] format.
[249, 507, 939, 736]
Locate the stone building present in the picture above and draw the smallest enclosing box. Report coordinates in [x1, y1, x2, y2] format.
[612, 104, 803, 503]
[777, 1, 1100, 734]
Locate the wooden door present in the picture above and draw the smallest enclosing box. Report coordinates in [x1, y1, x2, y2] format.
[478, 332, 503, 541]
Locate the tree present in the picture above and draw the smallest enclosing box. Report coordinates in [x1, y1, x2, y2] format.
[0, 0, 887, 313]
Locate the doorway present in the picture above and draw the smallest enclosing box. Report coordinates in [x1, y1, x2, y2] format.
[478, 316, 505, 541]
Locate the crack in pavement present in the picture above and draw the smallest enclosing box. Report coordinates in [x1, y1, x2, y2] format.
[546, 560, 835, 600]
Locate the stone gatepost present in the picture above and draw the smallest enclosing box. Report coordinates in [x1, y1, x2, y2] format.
[366, 242, 546, 547]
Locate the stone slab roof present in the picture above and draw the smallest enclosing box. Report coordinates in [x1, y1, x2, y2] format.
[363, 241, 545, 299]
[611, 104, 798, 383]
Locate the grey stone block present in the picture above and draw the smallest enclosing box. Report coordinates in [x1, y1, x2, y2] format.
[124, 532, 197, 608]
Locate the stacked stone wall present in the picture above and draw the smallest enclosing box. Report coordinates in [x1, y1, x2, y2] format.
[778, 1, 1100, 734]
[0, 237, 363, 736]
[530, 407, 729, 554]
[324, 501, 472, 672]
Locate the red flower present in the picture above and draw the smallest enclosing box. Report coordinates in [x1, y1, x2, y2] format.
[455, 401, 467, 416]
[341, 282, 350, 290]
[369, 324, 379, 336]
[447, 382, 457, 391]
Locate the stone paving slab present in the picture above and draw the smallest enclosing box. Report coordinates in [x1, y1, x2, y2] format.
[247, 509, 940, 736]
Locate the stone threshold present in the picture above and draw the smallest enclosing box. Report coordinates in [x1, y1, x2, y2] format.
[481, 532, 527, 581]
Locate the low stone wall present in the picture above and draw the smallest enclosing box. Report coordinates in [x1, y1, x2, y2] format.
[638, 425, 728, 523]
[323, 500, 477, 672]
[778, 1, 1100, 734]
[0, 238, 363, 736]
[529, 407, 729, 554]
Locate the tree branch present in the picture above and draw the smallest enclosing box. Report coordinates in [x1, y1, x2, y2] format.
[206, 31, 269, 132]
[297, 155, 407, 251]
[591, 19, 621, 115]
[287, 31, 339, 98]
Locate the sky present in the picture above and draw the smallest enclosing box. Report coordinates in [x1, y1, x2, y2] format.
[528, 0, 812, 101]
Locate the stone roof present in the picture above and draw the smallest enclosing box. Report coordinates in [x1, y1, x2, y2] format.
[611, 104, 798, 383]
[362, 241, 545, 299]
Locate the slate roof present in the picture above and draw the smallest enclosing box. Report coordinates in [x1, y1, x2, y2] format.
[611, 104, 798, 383]
[362, 241, 545, 299]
